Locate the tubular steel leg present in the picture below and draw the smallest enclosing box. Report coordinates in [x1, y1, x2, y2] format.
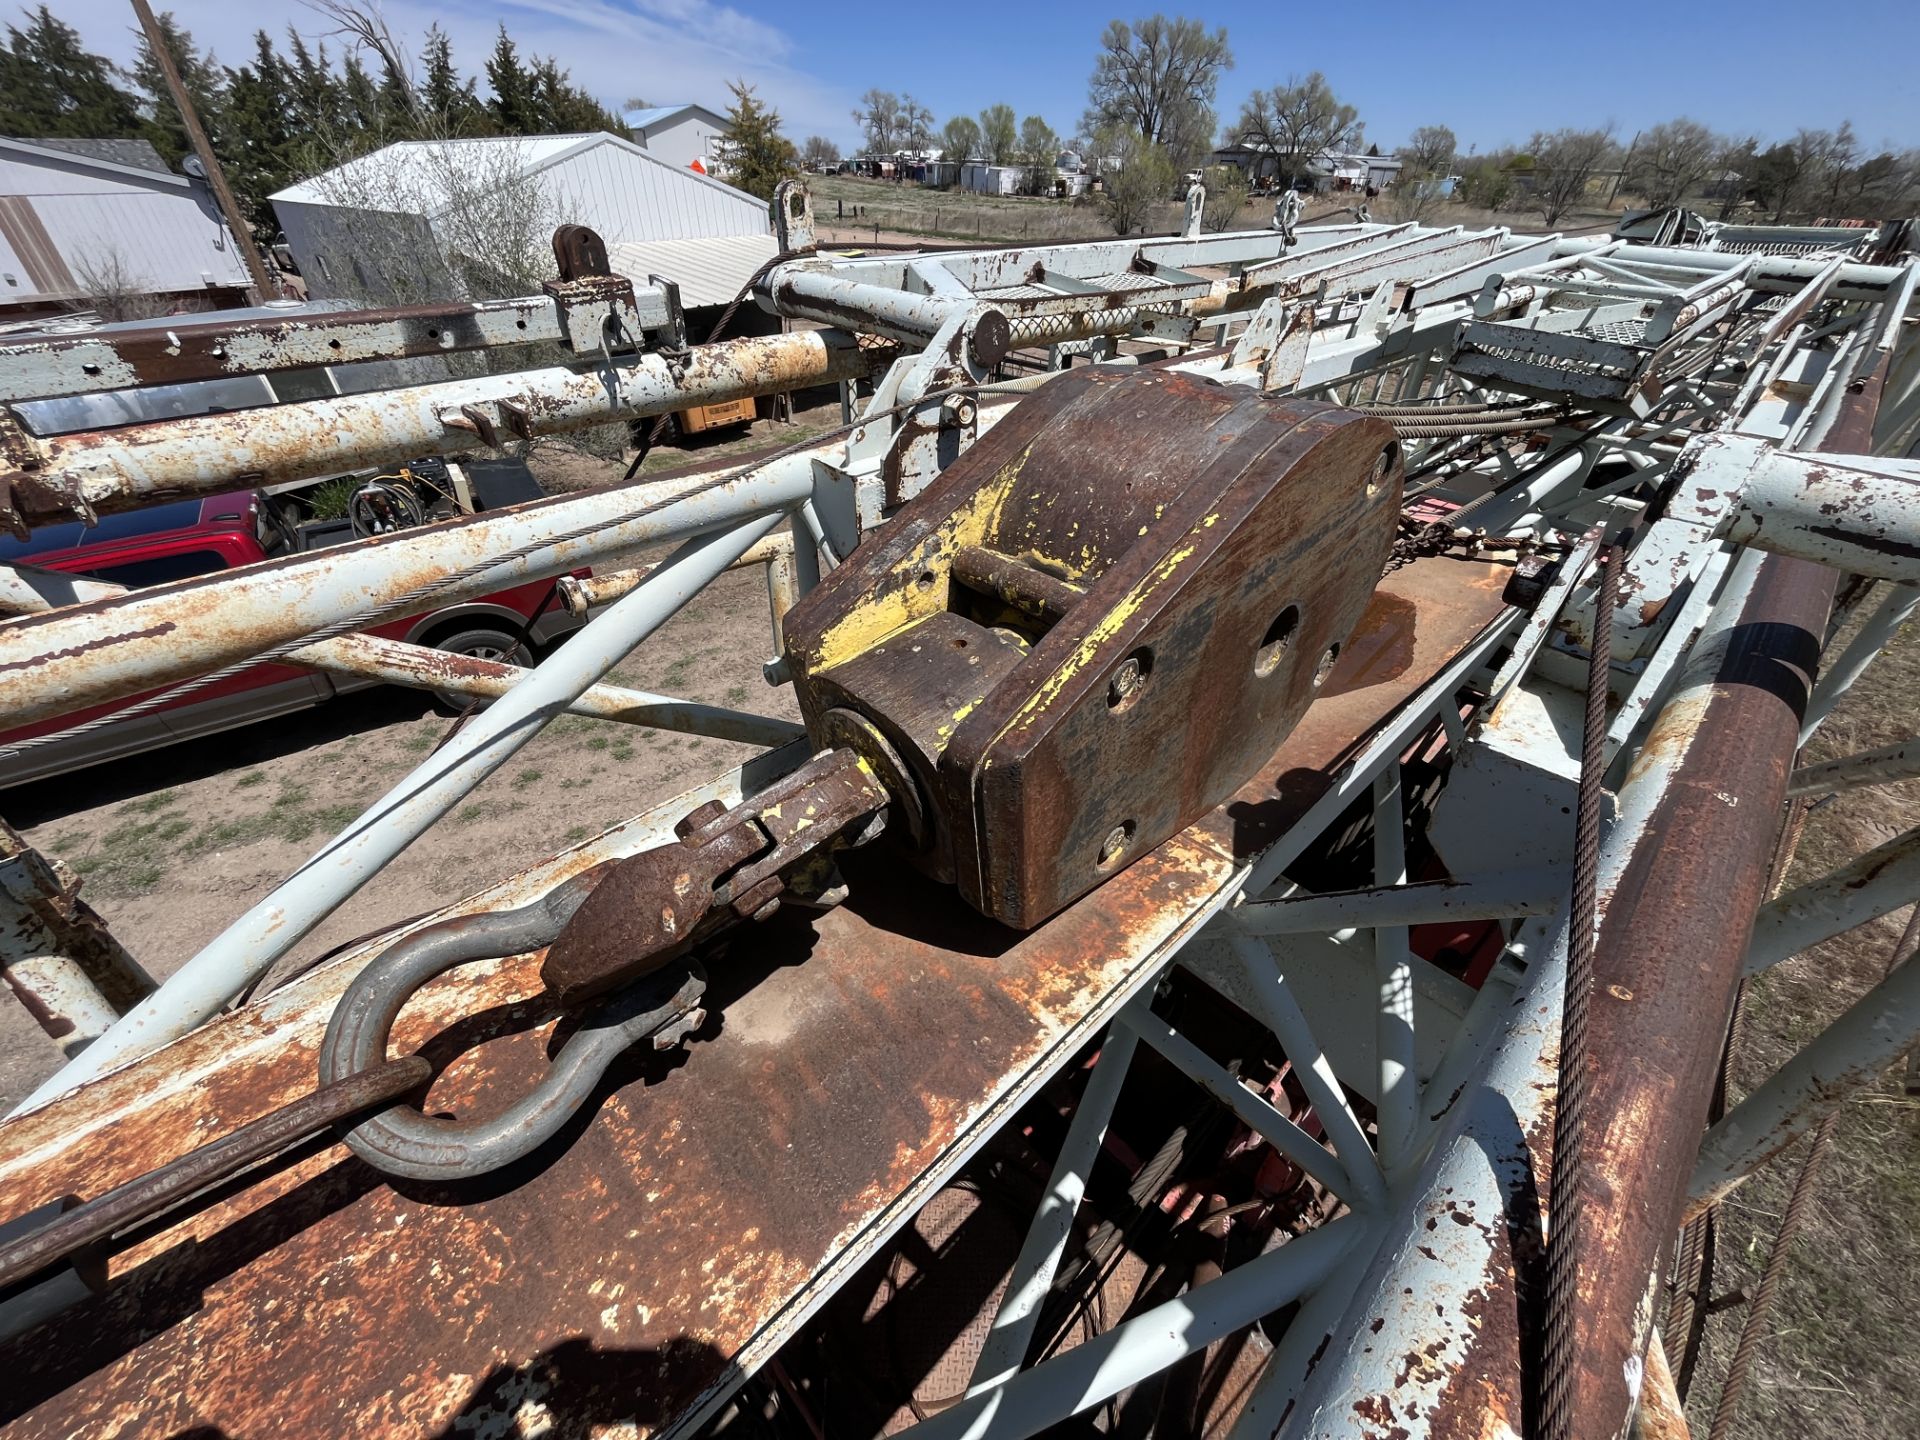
[1743, 824, 1920, 975]
[1788, 735, 1920, 797]
[1372, 770, 1419, 1173]
[1119, 1003, 1361, 1206]
[896, 1217, 1361, 1440]
[1222, 926, 1387, 1210]
[1689, 950, 1920, 1217]
[1800, 581, 1920, 745]
[17, 512, 792, 1113]
[1224, 1248, 1372, 1440]
[966, 1024, 1141, 1395]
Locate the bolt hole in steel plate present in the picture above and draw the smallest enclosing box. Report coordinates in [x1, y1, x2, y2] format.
[1254, 605, 1301, 678]
[1098, 819, 1136, 870]
[915, 569, 937, 591]
[1107, 647, 1153, 711]
[1369, 442, 1399, 498]
[1313, 642, 1342, 689]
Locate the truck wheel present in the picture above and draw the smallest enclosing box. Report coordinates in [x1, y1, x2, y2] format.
[428, 627, 534, 714]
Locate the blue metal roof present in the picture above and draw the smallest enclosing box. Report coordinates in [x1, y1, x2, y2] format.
[624, 105, 700, 131]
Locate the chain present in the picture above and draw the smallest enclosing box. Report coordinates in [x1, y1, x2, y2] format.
[1381, 515, 1456, 575]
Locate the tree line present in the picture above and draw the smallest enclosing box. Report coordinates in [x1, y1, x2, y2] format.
[0, 4, 628, 242]
[837, 13, 1920, 236]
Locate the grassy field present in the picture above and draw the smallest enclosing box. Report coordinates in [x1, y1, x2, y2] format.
[1680, 605, 1920, 1437]
[808, 170, 1624, 246]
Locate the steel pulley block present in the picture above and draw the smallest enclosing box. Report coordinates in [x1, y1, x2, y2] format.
[782, 364, 1404, 929]
[306, 367, 1400, 1183]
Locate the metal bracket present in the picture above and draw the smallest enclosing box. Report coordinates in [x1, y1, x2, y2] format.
[773, 179, 816, 254]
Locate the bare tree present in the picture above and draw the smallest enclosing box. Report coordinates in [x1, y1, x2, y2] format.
[1401, 124, 1455, 176]
[1083, 15, 1232, 172]
[900, 95, 934, 154]
[852, 89, 903, 155]
[1233, 73, 1362, 189]
[1814, 121, 1860, 213]
[1385, 170, 1449, 223]
[299, 126, 577, 306]
[69, 247, 171, 322]
[801, 135, 840, 170]
[1709, 134, 1759, 218]
[1201, 163, 1248, 230]
[1625, 118, 1720, 208]
[304, 0, 421, 124]
[1526, 126, 1618, 224]
[1095, 125, 1174, 236]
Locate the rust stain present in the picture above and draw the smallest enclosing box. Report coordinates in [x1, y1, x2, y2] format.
[0, 555, 1512, 1438]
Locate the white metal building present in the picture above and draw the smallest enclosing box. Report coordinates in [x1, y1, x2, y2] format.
[271, 133, 767, 302]
[622, 104, 731, 172]
[0, 136, 252, 315]
[606, 233, 779, 309]
[961, 162, 1026, 196]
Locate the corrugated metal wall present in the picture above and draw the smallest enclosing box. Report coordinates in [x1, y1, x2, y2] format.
[636, 117, 726, 172]
[0, 153, 250, 305]
[538, 143, 765, 243]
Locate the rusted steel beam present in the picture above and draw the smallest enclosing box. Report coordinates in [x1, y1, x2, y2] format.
[0, 556, 1513, 1439]
[1562, 551, 1833, 1439]
[3, 329, 891, 526]
[555, 532, 794, 615]
[0, 297, 574, 403]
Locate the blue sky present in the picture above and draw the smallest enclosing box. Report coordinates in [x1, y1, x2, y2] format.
[53, 0, 1920, 156]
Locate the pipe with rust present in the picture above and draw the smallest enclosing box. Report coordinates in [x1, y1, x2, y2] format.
[0, 567, 800, 746]
[5, 328, 890, 526]
[299, 633, 803, 748]
[0, 462, 809, 733]
[1557, 550, 1832, 1439]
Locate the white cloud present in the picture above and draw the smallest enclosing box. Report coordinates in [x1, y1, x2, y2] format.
[53, 0, 853, 139]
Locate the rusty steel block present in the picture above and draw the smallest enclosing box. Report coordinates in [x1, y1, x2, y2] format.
[783, 366, 1403, 928]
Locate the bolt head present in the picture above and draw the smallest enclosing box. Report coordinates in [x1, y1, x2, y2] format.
[1108, 657, 1145, 708]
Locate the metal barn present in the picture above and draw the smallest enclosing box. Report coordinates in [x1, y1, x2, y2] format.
[0, 136, 252, 317]
[270, 132, 768, 302]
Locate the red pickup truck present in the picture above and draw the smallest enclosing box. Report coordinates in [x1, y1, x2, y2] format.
[0, 489, 585, 787]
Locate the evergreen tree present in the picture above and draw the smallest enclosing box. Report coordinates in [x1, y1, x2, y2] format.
[529, 55, 625, 135]
[339, 53, 384, 136]
[419, 24, 483, 133]
[284, 33, 346, 137]
[484, 27, 538, 134]
[715, 80, 797, 201]
[0, 6, 141, 139]
[130, 11, 226, 169]
[222, 30, 299, 238]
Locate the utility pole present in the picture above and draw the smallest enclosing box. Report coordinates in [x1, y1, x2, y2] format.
[1609, 130, 1640, 207]
[129, 0, 274, 302]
